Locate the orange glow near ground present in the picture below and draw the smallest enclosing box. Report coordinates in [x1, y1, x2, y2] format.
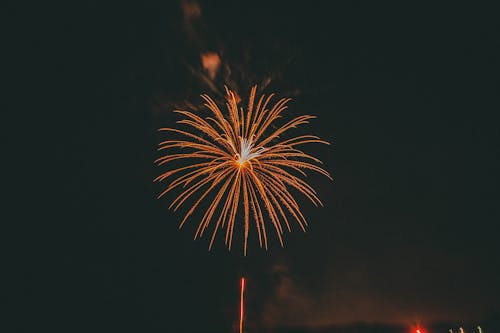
[415, 326, 426, 333]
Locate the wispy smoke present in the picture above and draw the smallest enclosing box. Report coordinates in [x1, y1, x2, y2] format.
[181, 0, 201, 21]
[156, 0, 297, 114]
[258, 250, 490, 330]
[262, 263, 316, 329]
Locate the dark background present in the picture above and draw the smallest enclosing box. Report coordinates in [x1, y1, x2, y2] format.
[9, 1, 499, 332]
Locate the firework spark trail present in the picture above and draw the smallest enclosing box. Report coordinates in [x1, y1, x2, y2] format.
[155, 85, 331, 254]
[240, 277, 245, 333]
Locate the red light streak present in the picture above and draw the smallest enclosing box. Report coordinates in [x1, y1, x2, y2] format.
[240, 277, 245, 333]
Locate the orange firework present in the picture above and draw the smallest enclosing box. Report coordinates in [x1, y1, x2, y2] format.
[155, 85, 331, 254]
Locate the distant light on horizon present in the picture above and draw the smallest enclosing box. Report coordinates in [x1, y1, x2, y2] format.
[415, 326, 425, 333]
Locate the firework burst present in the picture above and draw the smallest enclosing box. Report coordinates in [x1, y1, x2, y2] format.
[155, 85, 331, 254]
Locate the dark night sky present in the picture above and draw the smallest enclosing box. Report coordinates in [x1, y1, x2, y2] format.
[10, 1, 500, 332]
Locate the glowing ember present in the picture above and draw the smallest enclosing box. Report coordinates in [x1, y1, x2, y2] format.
[201, 52, 221, 79]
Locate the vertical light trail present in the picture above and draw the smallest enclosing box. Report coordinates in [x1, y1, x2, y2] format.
[240, 277, 245, 333]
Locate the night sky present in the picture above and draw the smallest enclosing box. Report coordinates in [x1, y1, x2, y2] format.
[12, 1, 500, 332]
